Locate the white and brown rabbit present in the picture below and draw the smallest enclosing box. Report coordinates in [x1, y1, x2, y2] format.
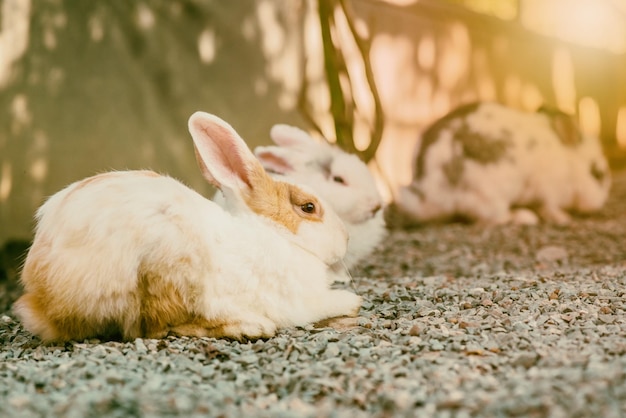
[387, 102, 611, 227]
[13, 112, 362, 343]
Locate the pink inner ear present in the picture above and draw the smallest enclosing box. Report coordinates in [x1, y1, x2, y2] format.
[256, 150, 294, 174]
[193, 147, 220, 188]
[270, 125, 312, 148]
[190, 114, 255, 190]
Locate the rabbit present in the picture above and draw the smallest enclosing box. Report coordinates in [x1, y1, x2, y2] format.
[386, 102, 611, 227]
[215, 123, 386, 275]
[13, 112, 362, 343]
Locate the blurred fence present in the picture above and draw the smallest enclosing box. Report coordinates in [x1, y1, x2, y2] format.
[0, 0, 306, 244]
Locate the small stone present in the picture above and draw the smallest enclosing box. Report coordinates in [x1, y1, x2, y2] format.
[512, 352, 539, 368]
[135, 338, 147, 354]
[469, 287, 485, 297]
[459, 321, 480, 329]
[599, 306, 613, 314]
[465, 342, 483, 355]
[560, 312, 578, 322]
[430, 340, 444, 351]
[105, 371, 126, 385]
[9, 395, 30, 409]
[438, 390, 464, 407]
[325, 342, 340, 357]
[408, 324, 422, 336]
[598, 314, 615, 324]
[238, 354, 258, 365]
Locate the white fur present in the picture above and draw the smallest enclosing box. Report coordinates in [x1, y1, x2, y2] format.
[251, 124, 387, 269]
[389, 102, 611, 226]
[14, 112, 361, 342]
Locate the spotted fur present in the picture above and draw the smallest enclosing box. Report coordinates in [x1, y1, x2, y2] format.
[387, 102, 611, 226]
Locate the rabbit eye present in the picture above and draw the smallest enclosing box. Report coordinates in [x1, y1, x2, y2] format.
[590, 162, 606, 183]
[301, 202, 316, 214]
[332, 175, 346, 184]
[289, 186, 323, 218]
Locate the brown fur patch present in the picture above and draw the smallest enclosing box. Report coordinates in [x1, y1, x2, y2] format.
[17, 258, 273, 342]
[15, 236, 63, 342]
[243, 167, 324, 233]
[14, 291, 124, 343]
[18, 240, 126, 342]
[456, 124, 511, 163]
[137, 269, 194, 338]
[135, 264, 260, 341]
[13, 293, 60, 342]
[416, 102, 481, 179]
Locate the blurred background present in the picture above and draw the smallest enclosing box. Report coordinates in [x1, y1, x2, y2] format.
[1, 0, 625, 246]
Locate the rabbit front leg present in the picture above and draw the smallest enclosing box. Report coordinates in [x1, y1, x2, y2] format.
[217, 315, 278, 340]
[167, 318, 277, 341]
[312, 289, 362, 319]
[538, 204, 571, 225]
[170, 306, 277, 341]
[510, 208, 540, 225]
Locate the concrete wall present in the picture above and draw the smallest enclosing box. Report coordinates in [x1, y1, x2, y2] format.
[0, 0, 307, 244]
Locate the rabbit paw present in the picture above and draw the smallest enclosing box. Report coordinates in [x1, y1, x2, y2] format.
[538, 205, 571, 225]
[221, 316, 277, 341]
[328, 290, 362, 317]
[510, 208, 540, 225]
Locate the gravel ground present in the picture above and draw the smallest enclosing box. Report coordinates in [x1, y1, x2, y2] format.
[1, 171, 625, 417]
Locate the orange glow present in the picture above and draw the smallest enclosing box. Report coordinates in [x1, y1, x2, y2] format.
[417, 35, 436, 70]
[503, 74, 521, 108]
[551, 48, 576, 114]
[521, 0, 626, 54]
[578, 97, 601, 137]
[520, 83, 543, 111]
[617, 107, 626, 148]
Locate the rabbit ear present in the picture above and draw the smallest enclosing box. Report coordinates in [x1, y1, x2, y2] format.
[549, 114, 582, 147]
[188, 112, 262, 191]
[270, 124, 316, 147]
[254, 146, 296, 175]
[536, 105, 582, 146]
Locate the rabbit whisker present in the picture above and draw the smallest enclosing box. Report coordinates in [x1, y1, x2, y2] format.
[339, 259, 358, 293]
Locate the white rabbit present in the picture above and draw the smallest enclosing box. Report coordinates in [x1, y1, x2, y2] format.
[13, 112, 362, 343]
[386, 102, 611, 226]
[234, 124, 386, 271]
